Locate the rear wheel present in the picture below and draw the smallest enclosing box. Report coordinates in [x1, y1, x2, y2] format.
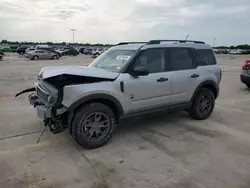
[72, 103, 116, 149]
[188, 88, 215, 120]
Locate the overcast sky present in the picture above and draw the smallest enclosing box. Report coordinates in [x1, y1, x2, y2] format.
[0, 0, 249, 45]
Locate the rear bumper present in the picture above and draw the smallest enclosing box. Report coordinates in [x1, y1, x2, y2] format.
[240, 74, 250, 85]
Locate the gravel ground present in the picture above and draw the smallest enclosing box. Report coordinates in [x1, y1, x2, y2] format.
[0, 53, 250, 188]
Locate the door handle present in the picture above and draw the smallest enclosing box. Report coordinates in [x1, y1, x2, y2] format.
[191, 74, 200, 78]
[157, 77, 168, 82]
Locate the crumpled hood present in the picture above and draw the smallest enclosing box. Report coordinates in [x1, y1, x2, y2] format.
[39, 66, 120, 80]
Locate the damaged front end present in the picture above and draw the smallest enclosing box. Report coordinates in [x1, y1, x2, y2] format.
[16, 77, 68, 134]
[16, 66, 119, 135]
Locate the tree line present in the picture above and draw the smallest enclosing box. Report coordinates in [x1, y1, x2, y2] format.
[214, 44, 250, 50]
[0, 40, 113, 47]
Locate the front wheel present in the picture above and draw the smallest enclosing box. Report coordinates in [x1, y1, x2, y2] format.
[188, 88, 215, 120]
[72, 103, 116, 149]
[33, 55, 39, 60]
[52, 55, 58, 60]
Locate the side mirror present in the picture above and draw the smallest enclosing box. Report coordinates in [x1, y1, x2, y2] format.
[129, 67, 149, 77]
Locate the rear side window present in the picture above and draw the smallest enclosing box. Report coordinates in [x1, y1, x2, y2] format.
[195, 49, 216, 65]
[169, 48, 194, 71]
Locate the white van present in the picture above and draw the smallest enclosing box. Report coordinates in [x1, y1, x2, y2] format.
[35, 45, 49, 50]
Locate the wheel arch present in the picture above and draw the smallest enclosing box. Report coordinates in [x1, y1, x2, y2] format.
[67, 93, 124, 134]
[191, 80, 219, 101]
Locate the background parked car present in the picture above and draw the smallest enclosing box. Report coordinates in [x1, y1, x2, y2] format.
[10, 45, 18, 52]
[36, 47, 62, 57]
[16, 46, 28, 55]
[241, 49, 250, 54]
[213, 49, 229, 54]
[241, 59, 250, 88]
[92, 48, 104, 55]
[92, 48, 104, 58]
[229, 49, 244, 54]
[34, 44, 50, 49]
[0, 51, 4, 61]
[25, 50, 60, 60]
[61, 48, 79, 56]
[25, 47, 35, 53]
[0, 47, 13, 53]
[84, 48, 94, 54]
[79, 47, 85, 54]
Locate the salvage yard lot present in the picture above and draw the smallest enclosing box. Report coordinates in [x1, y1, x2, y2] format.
[0, 53, 250, 188]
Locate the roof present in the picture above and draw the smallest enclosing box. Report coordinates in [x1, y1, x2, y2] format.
[111, 40, 212, 51]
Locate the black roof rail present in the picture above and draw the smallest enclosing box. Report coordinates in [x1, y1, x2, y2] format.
[147, 40, 205, 44]
[116, 42, 146, 46]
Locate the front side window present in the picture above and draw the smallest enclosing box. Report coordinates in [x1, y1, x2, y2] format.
[169, 48, 194, 71]
[133, 49, 166, 73]
[89, 49, 136, 72]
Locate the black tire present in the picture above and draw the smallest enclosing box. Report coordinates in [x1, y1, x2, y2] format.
[246, 84, 250, 88]
[33, 55, 39, 60]
[52, 55, 58, 60]
[188, 88, 215, 120]
[72, 103, 116, 149]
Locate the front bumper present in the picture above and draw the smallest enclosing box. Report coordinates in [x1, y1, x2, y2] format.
[29, 94, 52, 120]
[240, 74, 250, 85]
[29, 93, 68, 134]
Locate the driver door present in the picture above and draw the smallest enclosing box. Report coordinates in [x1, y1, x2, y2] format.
[122, 48, 171, 114]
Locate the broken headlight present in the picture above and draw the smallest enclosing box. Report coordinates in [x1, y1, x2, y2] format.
[36, 82, 59, 106]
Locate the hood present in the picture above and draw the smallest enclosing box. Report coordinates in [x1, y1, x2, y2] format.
[39, 66, 120, 80]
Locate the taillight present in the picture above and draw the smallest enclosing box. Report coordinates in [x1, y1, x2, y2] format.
[246, 60, 250, 64]
[242, 64, 250, 70]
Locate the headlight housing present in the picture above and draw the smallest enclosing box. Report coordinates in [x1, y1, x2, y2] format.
[36, 81, 59, 106]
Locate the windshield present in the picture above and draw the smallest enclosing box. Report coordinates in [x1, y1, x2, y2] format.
[89, 49, 136, 72]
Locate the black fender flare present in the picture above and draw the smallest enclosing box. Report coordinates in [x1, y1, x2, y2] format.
[67, 93, 124, 117]
[191, 80, 219, 101]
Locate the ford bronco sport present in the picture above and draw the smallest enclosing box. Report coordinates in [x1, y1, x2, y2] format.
[16, 40, 221, 149]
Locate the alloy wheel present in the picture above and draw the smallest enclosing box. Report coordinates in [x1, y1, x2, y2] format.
[198, 95, 212, 116]
[82, 112, 110, 141]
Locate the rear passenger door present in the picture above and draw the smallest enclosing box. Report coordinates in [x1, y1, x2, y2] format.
[167, 48, 200, 105]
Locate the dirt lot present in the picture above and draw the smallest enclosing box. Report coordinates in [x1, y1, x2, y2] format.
[0, 53, 250, 188]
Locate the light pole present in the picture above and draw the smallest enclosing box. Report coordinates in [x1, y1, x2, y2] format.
[213, 38, 216, 47]
[71, 29, 76, 43]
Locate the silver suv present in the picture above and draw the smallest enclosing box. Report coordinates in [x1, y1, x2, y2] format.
[16, 40, 221, 149]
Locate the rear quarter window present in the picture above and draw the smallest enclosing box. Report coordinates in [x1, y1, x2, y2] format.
[194, 49, 217, 66]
